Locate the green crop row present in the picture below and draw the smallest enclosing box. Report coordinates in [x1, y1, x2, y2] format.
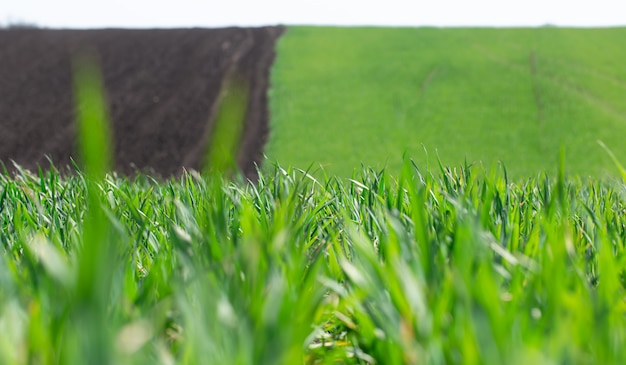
[1, 158, 626, 364]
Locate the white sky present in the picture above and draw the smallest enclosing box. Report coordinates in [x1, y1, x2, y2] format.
[1, 0, 625, 28]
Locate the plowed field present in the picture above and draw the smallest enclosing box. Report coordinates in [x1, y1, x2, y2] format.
[0, 26, 284, 179]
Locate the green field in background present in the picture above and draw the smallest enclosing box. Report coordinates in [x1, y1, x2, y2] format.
[266, 26, 626, 178]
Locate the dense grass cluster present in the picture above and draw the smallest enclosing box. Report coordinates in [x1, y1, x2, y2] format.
[1, 160, 626, 364]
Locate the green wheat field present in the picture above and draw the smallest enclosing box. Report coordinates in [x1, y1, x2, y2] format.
[3, 27, 626, 364]
[267, 26, 626, 179]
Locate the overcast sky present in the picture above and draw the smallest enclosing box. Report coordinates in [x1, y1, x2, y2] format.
[2, 0, 625, 28]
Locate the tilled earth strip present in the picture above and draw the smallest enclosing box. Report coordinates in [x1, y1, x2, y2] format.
[0, 26, 284, 179]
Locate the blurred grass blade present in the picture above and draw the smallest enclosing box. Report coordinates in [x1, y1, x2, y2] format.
[71, 52, 117, 365]
[204, 72, 249, 176]
[73, 52, 113, 178]
[27, 234, 72, 287]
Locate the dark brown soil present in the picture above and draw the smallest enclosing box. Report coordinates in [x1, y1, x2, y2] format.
[0, 26, 284, 180]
